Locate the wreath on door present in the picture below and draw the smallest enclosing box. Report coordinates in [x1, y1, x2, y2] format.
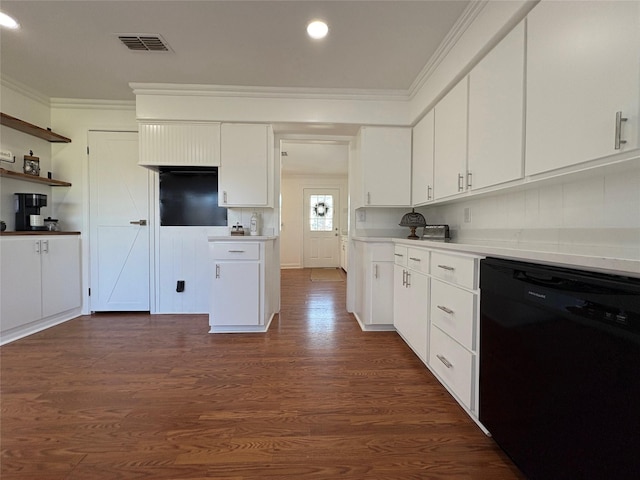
[314, 202, 329, 217]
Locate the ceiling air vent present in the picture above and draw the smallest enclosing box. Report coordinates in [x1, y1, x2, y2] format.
[117, 34, 171, 52]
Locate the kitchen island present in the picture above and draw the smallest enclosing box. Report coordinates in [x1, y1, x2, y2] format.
[207, 236, 279, 333]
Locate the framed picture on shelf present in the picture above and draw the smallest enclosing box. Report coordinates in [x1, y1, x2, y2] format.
[23, 154, 40, 176]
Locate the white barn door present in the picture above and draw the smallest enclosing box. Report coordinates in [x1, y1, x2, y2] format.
[88, 131, 150, 311]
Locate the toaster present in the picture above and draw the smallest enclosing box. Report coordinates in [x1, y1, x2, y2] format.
[421, 225, 450, 242]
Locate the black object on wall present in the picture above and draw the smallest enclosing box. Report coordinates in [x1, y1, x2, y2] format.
[159, 167, 227, 227]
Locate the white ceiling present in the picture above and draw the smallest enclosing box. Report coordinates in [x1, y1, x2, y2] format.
[0, 1, 471, 175]
[0, 0, 470, 101]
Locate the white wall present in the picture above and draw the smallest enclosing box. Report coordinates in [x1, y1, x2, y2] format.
[280, 174, 348, 268]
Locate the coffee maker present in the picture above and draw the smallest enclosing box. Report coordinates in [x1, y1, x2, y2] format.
[15, 193, 47, 231]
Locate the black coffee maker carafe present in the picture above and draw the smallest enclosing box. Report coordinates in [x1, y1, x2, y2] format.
[15, 193, 47, 231]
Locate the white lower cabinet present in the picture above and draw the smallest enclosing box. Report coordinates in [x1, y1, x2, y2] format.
[393, 245, 430, 363]
[208, 238, 276, 333]
[392, 242, 482, 418]
[1, 235, 81, 343]
[353, 240, 394, 329]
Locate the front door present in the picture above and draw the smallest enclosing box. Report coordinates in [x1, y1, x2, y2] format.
[88, 131, 150, 311]
[303, 188, 340, 268]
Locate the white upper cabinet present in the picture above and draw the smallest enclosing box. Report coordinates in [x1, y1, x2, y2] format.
[219, 123, 273, 207]
[468, 21, 525, 190]
[434, 78, 468, 199]
[138, 121, 221, 168]
[359, 126, 412, 207]
[412, 110, 435, 205]
[525, 0, 640, 176]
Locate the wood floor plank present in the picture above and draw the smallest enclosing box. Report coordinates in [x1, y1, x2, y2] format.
[1, 268, 523, 479]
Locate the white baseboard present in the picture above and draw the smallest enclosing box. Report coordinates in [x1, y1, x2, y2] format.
[0, 308, 82, 345]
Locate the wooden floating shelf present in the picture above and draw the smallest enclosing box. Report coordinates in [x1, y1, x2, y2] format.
[1, 112, 71, 143]
[0, 168, 72, 187]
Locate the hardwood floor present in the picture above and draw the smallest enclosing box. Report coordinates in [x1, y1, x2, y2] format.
[1, 268, 524, 479]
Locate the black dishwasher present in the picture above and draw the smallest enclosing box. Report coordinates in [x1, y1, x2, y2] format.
[479, 257, 640, 480]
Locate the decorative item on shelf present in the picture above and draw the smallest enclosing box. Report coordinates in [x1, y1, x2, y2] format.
[23, 150, 40, 176]
[0, 220, 6, 232]
[399, 208, 427, 240]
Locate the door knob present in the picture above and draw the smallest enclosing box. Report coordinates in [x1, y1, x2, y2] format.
[130, 219, 147, 226]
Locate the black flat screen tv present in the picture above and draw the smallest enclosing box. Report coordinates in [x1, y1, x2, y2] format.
[159, 167, 227, 226]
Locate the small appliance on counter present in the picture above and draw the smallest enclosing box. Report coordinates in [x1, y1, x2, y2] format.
[15, 193, 47, 231]
[44, 217, 60, 232]
[421, 225, 450, 242]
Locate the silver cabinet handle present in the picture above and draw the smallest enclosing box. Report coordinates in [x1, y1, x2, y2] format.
[427, 185, 432, 200]
[402, 269, 407, 287]
[467, 171, 472, 189]
[409, 257, 421, 262]
[41, 239, 49, 254]
[228, 250, 245, 253]
[615, 111, 628, 150]
[457, 174, 464, 192]
[374, 264, 378, 279]
[437, 264, 455, 271]
[436, 354, 453, 369]
[130, 219, 147, 226]
[394, 253, 404, 257]
[215, 264, 220, 279]
[223, 191, 228, 204]
[405, 271, 411, 287]
[367, 192, 371, 205]
[437, 305, 454, 315]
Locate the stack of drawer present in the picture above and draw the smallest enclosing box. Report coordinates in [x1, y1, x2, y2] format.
[428, 251, 480, 413]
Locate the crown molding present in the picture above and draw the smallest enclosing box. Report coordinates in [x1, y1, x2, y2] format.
[0, 75, 50, 107]
[50, 98, 136, 110]
[129, 82, 410, 102]
[408, 0, 488, 99]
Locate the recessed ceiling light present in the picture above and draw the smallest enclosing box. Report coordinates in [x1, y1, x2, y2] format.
[307, 20, 328, 40]
[0, 11, 19, 30]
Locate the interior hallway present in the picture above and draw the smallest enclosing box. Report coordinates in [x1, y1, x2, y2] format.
[0, 268, 522, 479]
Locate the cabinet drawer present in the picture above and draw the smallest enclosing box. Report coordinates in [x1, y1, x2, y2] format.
[407, 247, 429, 274]
[430, 279, 476, 350]
[394, 245, 408, 267]
[430, 251, 478, 290]
[429, 325, 474, 409]
[212, 242, 260, 260]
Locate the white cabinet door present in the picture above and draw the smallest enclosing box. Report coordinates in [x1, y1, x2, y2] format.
[370, 261, 394, 325]
[412, 110, 435, 205]
[220, 124, 272, 207]
[360, 126, 412, 206]
[394, 265, 429, 362]
[41, 237, 81, 318]
[0, 238, 42, 331]
[468, 21, 524, 190]
[434, 78, 468, 199]
[138, 121, 221, 167]
[526, 0, 640, 176]
[211, 261, 260, 326]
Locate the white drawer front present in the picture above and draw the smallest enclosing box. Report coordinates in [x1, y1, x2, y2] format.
[430, 251, 477, 290]
[212, 242, 260, 260]
[430, 279, 476, 350]
[429, 325, 474, 409]
[407, 247, 429, 274]
[394, 245, 408, 267]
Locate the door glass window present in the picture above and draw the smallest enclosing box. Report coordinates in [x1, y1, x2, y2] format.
[309, 194, 334, 231]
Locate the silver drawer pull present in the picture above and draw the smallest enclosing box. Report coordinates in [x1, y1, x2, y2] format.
[436, 354, 453, 369]
[437, 264, 455, 271]
[409, 257, 421, 262]
[615, 111, 628, 150]
[394, 253, 404, 257]
[228, 250, 245, 253]
[215, 264, 220, 279]
[437, 305, 454, 315]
